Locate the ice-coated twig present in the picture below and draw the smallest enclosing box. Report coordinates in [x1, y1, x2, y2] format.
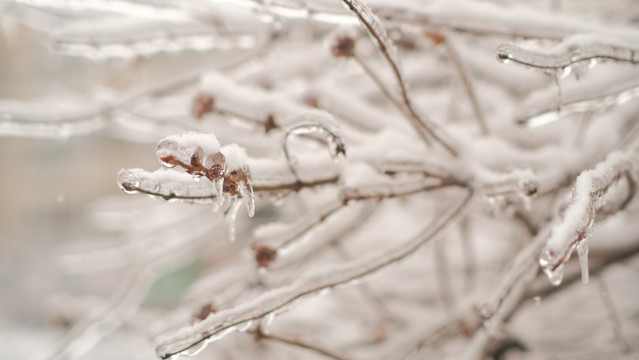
[539, 152, 636, 287]
[154, 186, 471, 359]
[340, 0, 458, 156]
[282, 111, 346, 182]
[474, 167, 539, 210]
[118, 168, 338, 202]
[496, 35, 639, 71]
[375, 0, 639, 41]
[232, 0, 357, 26]
[268, 201, 376, 272]
[199, 71, 313, 128]
[516, 73, 639, 126]
[50, 31, 256, 60]
[442, 33, 488, 135]
[251, 327, 351, 360]
[12, 0, 207, 24]
[253, 200, 344, 251]
[0, 101, 108, 138]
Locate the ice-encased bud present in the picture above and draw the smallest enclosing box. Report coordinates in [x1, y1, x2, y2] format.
[156, 139, 180, 168]
[118, 169, 140, 194]
[539, 249, 564, 286]
[203, 152, 226, 179]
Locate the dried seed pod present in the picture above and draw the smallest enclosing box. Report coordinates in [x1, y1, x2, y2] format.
[252, 244, 277, 268]
[332, 35, 356, 57]
[193, 94, 214, 120]
[193, 303, 217, 322]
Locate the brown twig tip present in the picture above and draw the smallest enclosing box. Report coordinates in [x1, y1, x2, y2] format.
[332, 35, 356, 57]
[193, 94, 214, 120]
[253, 244, 278, 268]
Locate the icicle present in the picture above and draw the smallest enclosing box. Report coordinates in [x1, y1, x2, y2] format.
[214, 178, 224, 206]
[577, 238, 589, 284]
[551, 68, 563, 113]
[260, 313, 276, 335]
[238, 177, 255, 217]
[225, 197, 242, 242]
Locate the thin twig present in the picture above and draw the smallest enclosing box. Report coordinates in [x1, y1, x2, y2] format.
[595, 277, 633, 353]
[341, 0, 458, 156]
[442, 34, 488, 135]
[253, 327, 352, 360]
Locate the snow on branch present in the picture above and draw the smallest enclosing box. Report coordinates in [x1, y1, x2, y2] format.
[153, 187, 471, 359]
[539, 152, 637, 286]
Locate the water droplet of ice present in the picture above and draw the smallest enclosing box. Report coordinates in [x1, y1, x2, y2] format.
[534, 296, 541, 307]
[118, 170, 140, 194]
[260, 313, 276, 334]
[192, 174, 202, 183]
[496, 52, 511, 64]
[539, 249, 564, 286]
[156, 139, 179, 168]
[577, 239, 589, 284]
[238, 320, 253, 333]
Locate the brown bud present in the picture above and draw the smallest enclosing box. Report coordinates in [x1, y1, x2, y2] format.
[264, 115, 277, 133]
[425, 31, 445, 46]
[332, 36, 356, 58]
[194, 302, 217, 322]
[252, 244, 277, 268]
[193, 94, 214, 120]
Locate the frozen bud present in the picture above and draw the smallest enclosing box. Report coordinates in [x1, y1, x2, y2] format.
[264, 115, 277, 133]
[332, 35, 356, 57]
[193, 94, 214, 120]
[425, 31, 445, 45]
[156, 139, 180, 168]
[193, 303, 217, 322]
[252, 244, 277, 268]
[202, 152, 226, 179]
[223, 170, 242, 196]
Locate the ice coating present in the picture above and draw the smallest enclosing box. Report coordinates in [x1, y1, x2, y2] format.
[539, 152, 634, 286]
[496, 34, 639, 71]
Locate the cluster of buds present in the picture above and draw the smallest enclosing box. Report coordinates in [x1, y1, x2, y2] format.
[155, 132, 255, 216]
